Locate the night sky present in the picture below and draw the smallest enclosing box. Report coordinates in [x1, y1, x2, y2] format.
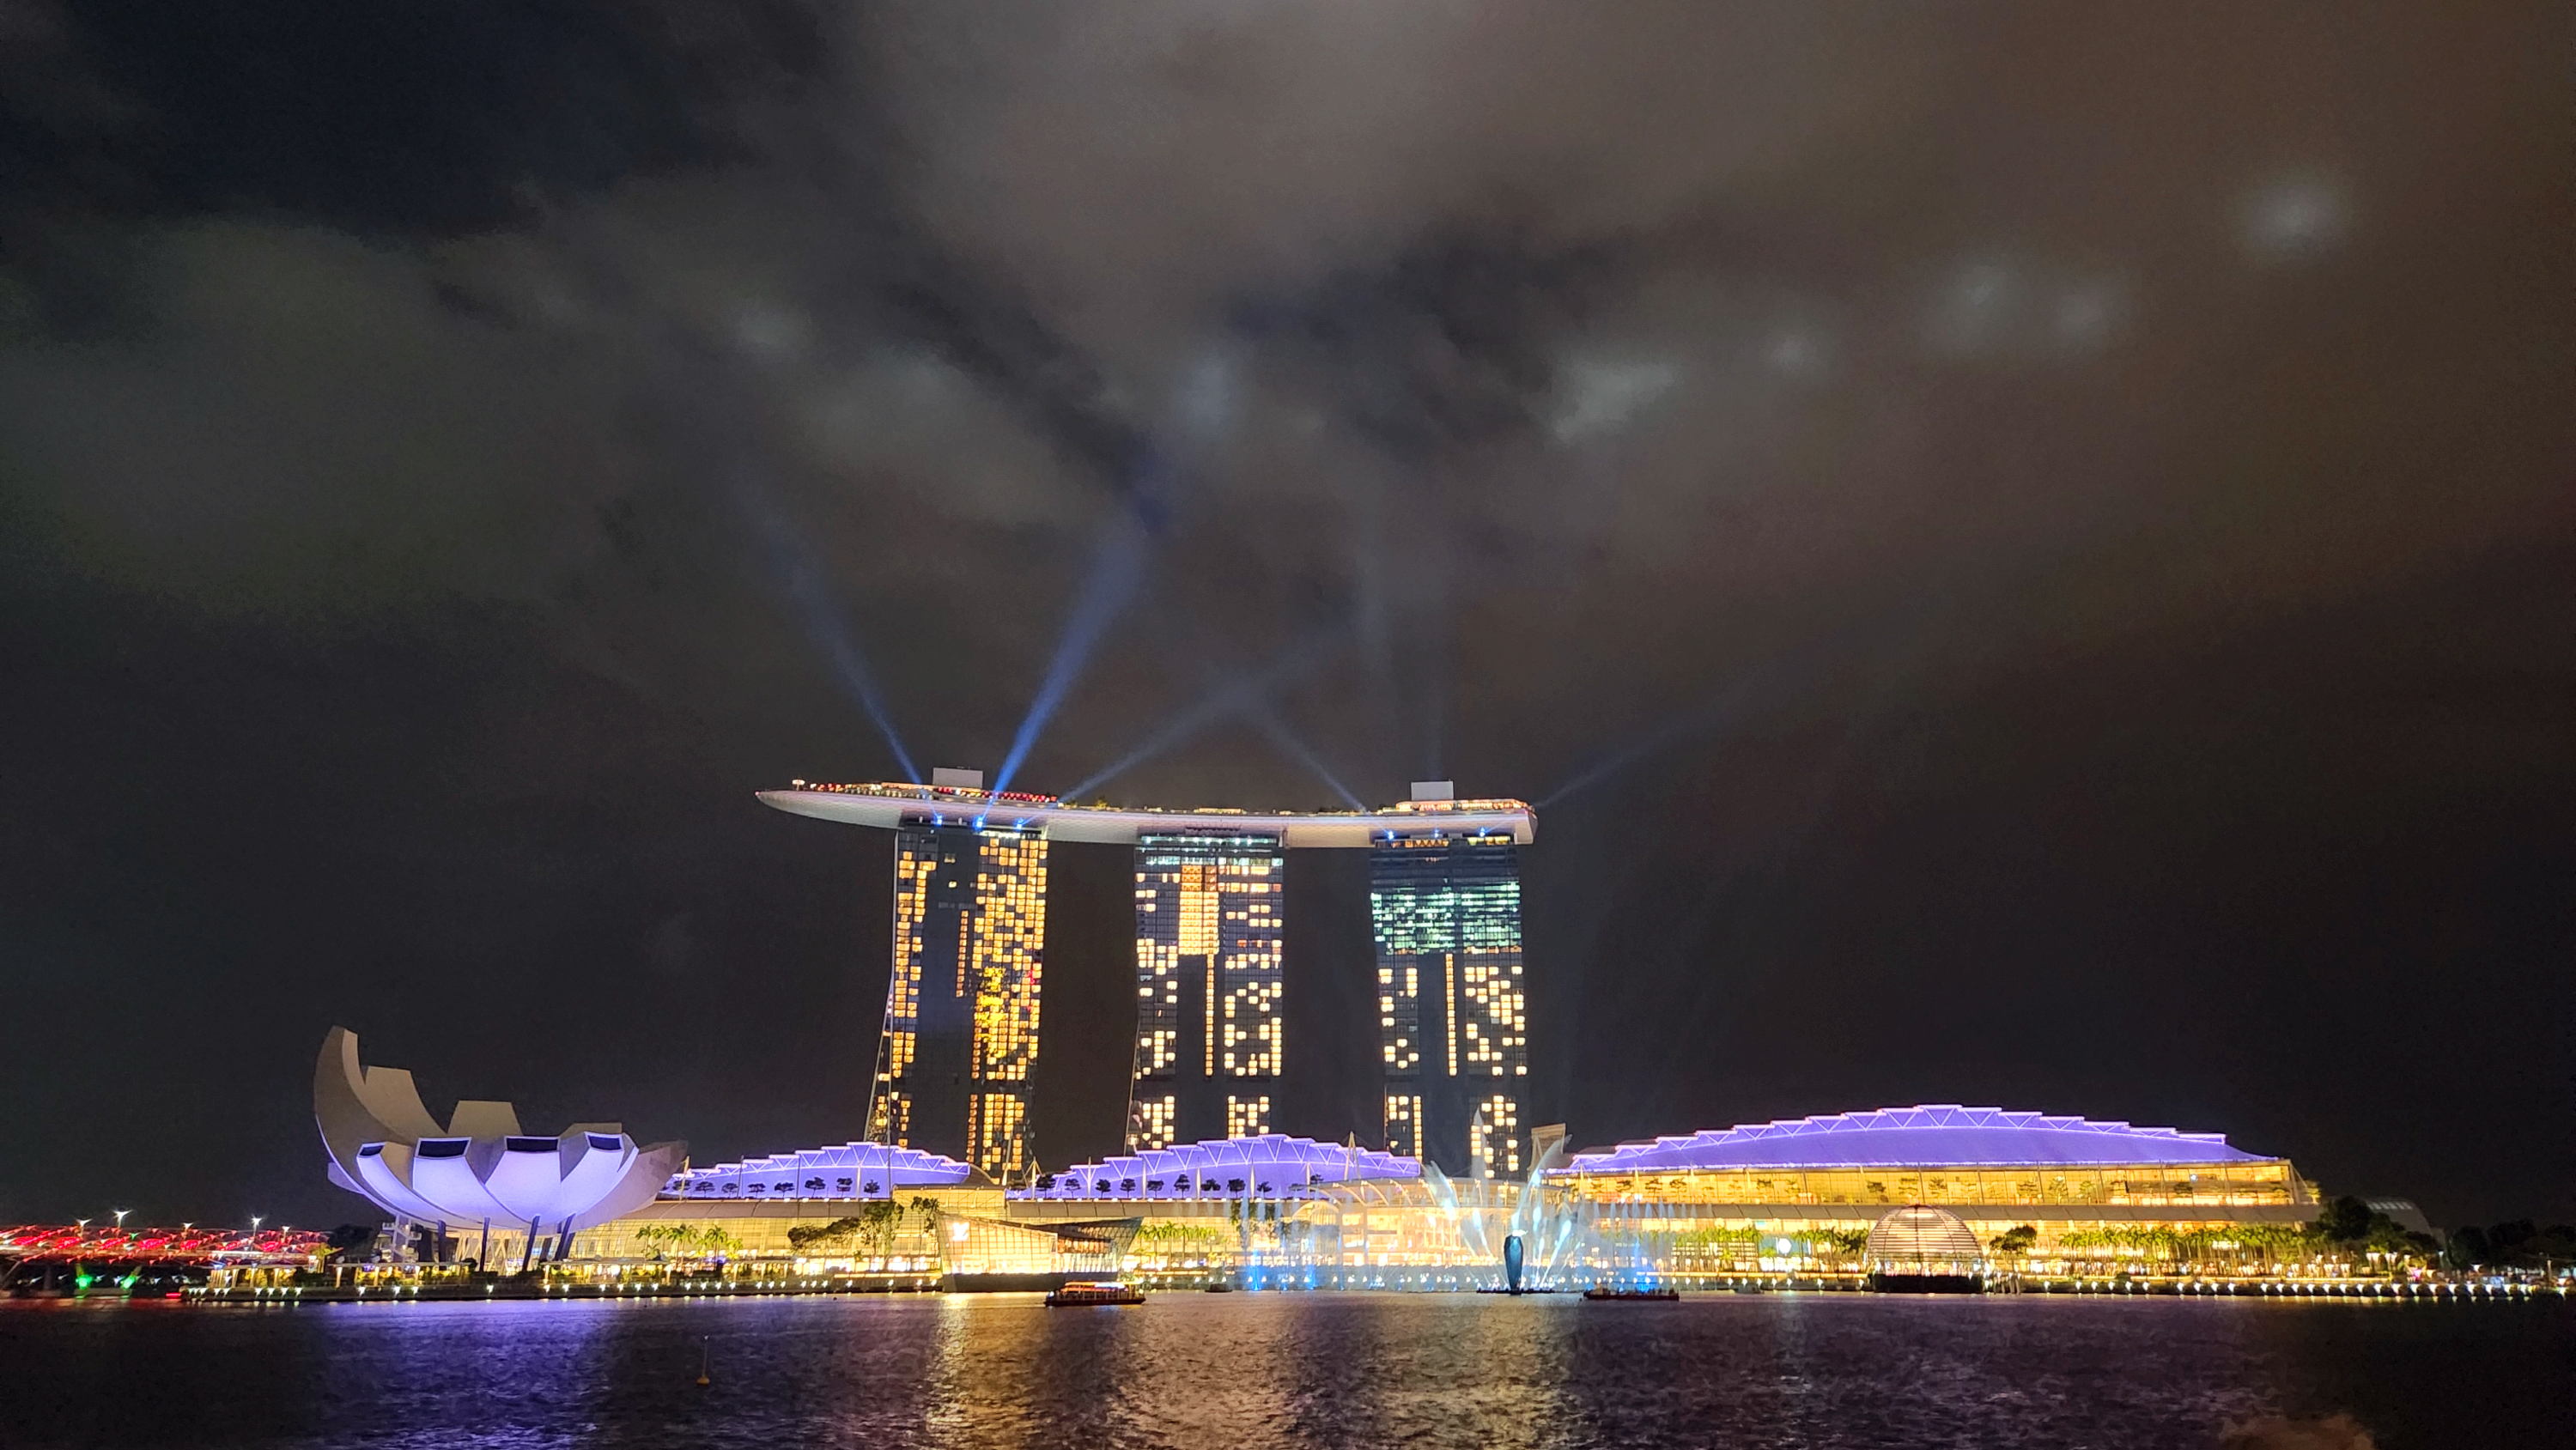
[3, 5, 2568, 1233]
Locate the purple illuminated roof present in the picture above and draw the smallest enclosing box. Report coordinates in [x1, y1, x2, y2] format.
[1558, 1105, 2273, 1173]
[1013, 1134, 1418, 1201]
[663, 1141, 972, 1200]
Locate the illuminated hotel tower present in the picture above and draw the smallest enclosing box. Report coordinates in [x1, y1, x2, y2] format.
[761, 772, 1531, 1174]
[1127, 830, 1286, 1150]
[1370, 782, 1529, 1177]
[865, 780, 1048, 1179]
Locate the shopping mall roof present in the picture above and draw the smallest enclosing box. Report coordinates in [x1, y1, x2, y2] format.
[1557, 1105, 2274, 1173]
[1015, 1135, 1420, 1201]
[757, 780, 1534, 848]
[663, 1142, 974, 1201]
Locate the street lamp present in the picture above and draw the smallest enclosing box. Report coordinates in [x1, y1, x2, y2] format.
[113, 1210, 130, 1235]
[251, 1216, 264, 1236]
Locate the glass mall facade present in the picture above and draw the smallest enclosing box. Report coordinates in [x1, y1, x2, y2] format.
[1370, 831, 1529, 1176]
[1548, 1107, 2320, 1267]
[1559, 1161, 2306, 1210]
[1128, 830, 1285, 1150]
[867, 822, 1048, 1178]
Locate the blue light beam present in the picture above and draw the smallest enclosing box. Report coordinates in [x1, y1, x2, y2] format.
[1061, 634, 1342, 800]
[1250, 714, 1365, 810]
[1539, 618, 1879, 809]
[991, 515, 1149, 794]
[736, 476, 921, 782]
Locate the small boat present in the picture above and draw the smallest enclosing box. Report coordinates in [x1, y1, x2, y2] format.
[1045, 1282, 1145, 1307]
[1583, 1286, 1680, 1301]
[1202, 1281, 1236, 1293]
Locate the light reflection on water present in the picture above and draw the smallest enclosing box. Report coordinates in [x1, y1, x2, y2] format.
[4, 1292, 2568, 1449]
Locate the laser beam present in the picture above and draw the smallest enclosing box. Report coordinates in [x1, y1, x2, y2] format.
[991, 515, 1150, 795]
[1251, 715, 1365, 810]
[1062, 634, 1342, 800]
[736, 476, 920, 782]
[1540, 615, 1882, 809]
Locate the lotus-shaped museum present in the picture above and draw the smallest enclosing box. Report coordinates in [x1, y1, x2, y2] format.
[315, 1028, 684, 1256]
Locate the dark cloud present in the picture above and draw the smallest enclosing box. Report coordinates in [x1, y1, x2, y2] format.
[3, 0, 823, 232]
[1231, 224, 1613, 460]
[1, 2, 2569, 1229]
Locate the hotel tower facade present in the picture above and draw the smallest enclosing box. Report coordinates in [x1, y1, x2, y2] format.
[1370, 818, 1529, 1177]
[1127, 830, 1286, 1150]
[866, 810, 1048, 1179]
[760, 774, 1532, 1180]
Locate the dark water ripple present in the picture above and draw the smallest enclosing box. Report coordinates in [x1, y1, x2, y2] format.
[4, 1293, 2568, 1449]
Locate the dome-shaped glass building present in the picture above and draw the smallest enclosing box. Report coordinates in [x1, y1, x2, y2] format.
[1866, 1204, 1984, 1291]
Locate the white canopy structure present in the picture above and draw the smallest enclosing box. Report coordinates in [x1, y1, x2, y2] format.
[315, 1028, 684, 1260]
[663, 1141, 973, 1200]
[1015, 1134, 1420, 1201]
